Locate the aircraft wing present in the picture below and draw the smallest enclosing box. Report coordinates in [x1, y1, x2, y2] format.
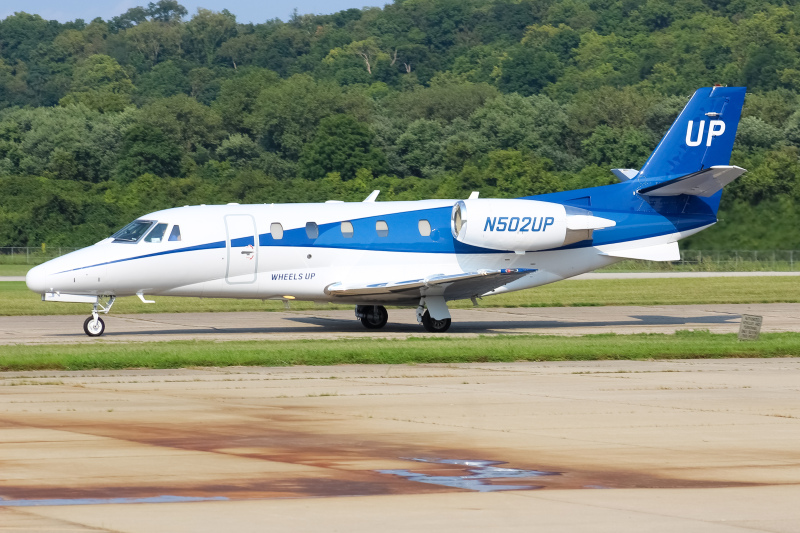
[324, 268, 536, 301]
[637, 165, 746, 197]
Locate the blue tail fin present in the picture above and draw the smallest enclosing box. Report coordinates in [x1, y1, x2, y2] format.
[637, 86, 746, 181]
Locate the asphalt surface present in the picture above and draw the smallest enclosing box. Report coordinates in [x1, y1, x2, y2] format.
[2, 359, 800, 532]
[1, 303, 798, 344]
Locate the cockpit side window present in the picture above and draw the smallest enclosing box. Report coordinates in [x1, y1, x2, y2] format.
[168, 225, 182, 241]
[144, 223, 168, 243]
[111, 220, 155, 243]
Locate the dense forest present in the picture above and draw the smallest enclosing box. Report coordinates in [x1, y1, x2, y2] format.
[1, 0, 800, 248]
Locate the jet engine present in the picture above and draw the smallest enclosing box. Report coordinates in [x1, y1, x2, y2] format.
[450, 199, 615, 253]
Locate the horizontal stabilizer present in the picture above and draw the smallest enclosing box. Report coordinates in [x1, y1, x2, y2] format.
[638, 165, 746, 197]
[600, 241, 680, 262]
[611, 169, 638, 182]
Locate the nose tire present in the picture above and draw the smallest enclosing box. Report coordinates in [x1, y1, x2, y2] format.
[83, 316, 105, 337]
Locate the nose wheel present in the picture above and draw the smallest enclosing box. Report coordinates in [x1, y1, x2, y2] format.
[82, 295, 115, 337]
[83, 316, 105, 337]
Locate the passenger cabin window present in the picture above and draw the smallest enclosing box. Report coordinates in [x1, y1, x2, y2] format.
[111, 220, 154, 243]
[418, 219, 431, 237]
[270, 222, 284, 240]
[168, 225, 181, 241]
[341, 221, 354, 238]
[376, 220, 389, 237]
[306, 222, 319, 239]
[144, 223, 168, 243]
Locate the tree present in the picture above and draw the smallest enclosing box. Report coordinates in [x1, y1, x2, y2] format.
[0, 12, 61, 63]
[125, 20, 182, 65]
[133, 60, 190, 102]
[59, 55, 134, 112]
[498, 47, 562, 96]
[115, 123, 183, 181]
[183, 8, 237, 65]
[213, 68, 280, 133]
[582, 126, 654, 168]
[396, 119, 445, 178]
[140, 94, 224, 153]
[217, 133, 261, 166]
[247, 74, 370, 160]
[299, 114, 385, 181]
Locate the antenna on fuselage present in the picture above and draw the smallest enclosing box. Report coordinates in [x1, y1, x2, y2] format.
[363, 190, 380, 202]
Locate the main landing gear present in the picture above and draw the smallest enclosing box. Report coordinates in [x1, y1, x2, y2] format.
[355, 296, 453, 333]
[416, 296, 452, 333]
[356, 305, 388, 329]
[420, 310, 451, 333]
[83, 296, 116, 337]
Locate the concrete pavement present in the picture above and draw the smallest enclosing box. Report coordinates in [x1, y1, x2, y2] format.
[2, 303, 799, 344]
[1, 359, 800, 531]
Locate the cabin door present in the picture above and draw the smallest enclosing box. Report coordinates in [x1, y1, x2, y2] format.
[225, 214, 258, 284]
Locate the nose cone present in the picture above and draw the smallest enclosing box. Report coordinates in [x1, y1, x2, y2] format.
[26, 263, 50, 294]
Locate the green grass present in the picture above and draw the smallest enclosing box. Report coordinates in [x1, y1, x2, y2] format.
[0, 265, 30, 276]
[2, 276, 800, 316]
[0, 331, 798, 371]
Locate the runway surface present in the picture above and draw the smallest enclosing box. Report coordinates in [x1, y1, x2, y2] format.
[2, 303, 799, 344]
[1, 359, 800, 532]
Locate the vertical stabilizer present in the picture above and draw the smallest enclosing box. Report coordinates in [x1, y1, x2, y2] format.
[637, 86, 746, 181]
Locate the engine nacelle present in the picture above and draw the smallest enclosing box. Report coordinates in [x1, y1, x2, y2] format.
[451, 199, 615, 252]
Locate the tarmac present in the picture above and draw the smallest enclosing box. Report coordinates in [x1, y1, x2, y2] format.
[2, 303, 799, 344]
[2, 273, 800, 531]
[1, 359, 800, 532]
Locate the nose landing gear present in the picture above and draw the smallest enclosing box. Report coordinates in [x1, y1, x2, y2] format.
[83, 296, 116, 337]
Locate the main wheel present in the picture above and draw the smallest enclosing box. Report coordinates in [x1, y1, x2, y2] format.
[421, 310, 451, 333]
[83, 316, 105, 337]
[359, 305, 388, 329]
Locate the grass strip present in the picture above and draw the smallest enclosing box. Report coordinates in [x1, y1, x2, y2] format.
[1, 331, 799, 371]
[3, 276, 800, 316]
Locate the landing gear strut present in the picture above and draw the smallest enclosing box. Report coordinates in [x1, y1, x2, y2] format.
[356, 305, 388, 329]
[420, 310, 451, 333]
[84, 296, 116, 337]
[416, 296, 452, 333]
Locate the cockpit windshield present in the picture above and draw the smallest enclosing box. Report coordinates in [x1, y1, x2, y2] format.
[111, 220, 155, 243]
[144, 223, 168, 243]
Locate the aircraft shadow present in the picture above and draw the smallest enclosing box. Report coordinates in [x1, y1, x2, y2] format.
[51, 313, 739, 338]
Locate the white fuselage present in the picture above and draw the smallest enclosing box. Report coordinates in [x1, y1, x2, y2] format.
[26, 200, 636, 306]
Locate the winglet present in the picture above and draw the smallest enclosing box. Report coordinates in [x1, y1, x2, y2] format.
[363, 190, 380, 202]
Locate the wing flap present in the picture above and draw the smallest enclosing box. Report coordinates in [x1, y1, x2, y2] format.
[638, 165, 746, 197]
[324, 269, 536, 299]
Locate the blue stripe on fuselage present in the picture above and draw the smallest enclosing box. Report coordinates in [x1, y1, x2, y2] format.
[54, 241, 226, 275]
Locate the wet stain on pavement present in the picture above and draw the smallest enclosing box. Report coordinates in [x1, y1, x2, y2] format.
[376, 458, 560, 492]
